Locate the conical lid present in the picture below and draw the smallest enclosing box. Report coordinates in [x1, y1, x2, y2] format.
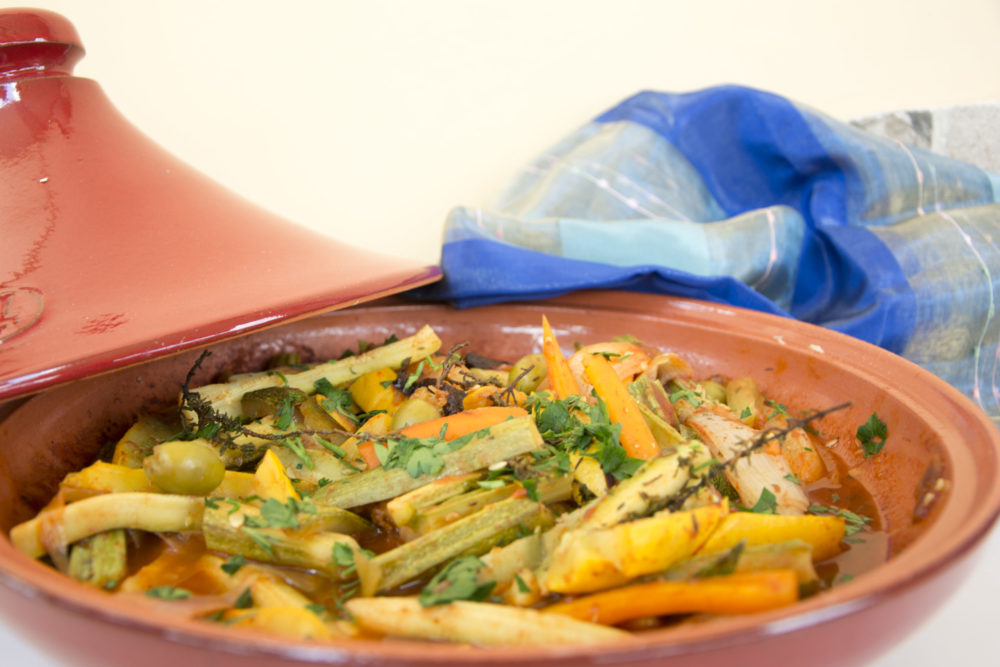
[0, 8, 441, 401]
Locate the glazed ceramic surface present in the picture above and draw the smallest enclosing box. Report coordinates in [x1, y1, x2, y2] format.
[0, 8, 440, 402]
[1, 291, 998, 667]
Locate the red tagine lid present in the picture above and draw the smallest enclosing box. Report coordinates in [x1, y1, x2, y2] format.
[0, 8, 442, 401]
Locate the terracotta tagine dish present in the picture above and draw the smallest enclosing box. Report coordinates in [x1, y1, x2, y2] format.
[1, 8, 1000, 667]
[0, 8, 440, 404]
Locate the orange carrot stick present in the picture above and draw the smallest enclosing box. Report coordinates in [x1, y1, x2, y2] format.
[582, 353, 660, 460]
[542, 570, 799, 626]
[351, 412, 393, 470]
[541, 316, 581, 399]
[356, 441, 382, 470]
[398, 406, 528, 441]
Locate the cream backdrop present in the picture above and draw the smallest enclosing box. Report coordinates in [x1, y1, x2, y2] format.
[3, 2, 1000, 666]
[9, 0, 1000, 266]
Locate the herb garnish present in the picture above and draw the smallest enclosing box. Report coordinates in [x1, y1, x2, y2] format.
[857, 413, 888, 458]
[526, 393, 640, 480]
[375, 431, 478, 479]
[234, 588, 253, 609]
[745, 487, 778, 514]
[146, 586, 191, 600]
[808, 504, 872, 537]
[418, 556, 496, 607]
[221, 554, 245, 575]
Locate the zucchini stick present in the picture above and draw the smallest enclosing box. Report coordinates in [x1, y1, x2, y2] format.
[408, 474, 571, 535]
[11, 493, 204, 559]
[187, 325, 442, 420]
[480, 532, 547, 588]
[661, 539, 819, 585]
[580, 442, 712, 529]
[201, 504, 367, 582]
[312, 415, 544, 508]
[345, 597, 632, 645]
[386, 473, 483, 527]
[372, 497, 553, 592]
[67, 530, 128, 588]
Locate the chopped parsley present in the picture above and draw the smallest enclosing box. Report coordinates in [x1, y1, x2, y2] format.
[274, 394, 295, 431]
[668, 387, 703, 407]
[857, 413, 888, 458]
[418, 556, 496, 607]
[306, 603, 327, 617]
[279, 436, 314, 470]
[146, 586, 191, 600]
[525, 393, 639, 481]
[401, 356, 441, 392]
[376, 431, 477, 479]
[809, 504, 872, 536]
[522, 477, 540, 501]
[221, 554, 246, 575]
[332, 542, 374, 577]
[696, 540, 745, 577]
[241, 526, 276, 557]
[745, 487, 778, 514]
[234, 588, 254, 609]
[248, 496, 316, 529]
[766, 399, 790, 419]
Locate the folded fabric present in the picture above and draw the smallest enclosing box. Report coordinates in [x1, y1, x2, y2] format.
[413, 85, 1000, 422]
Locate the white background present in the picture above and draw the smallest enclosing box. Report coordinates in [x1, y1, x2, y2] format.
[3, 1, 1000, 665]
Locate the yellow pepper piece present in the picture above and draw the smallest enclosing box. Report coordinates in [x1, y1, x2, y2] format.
[253, 449, 300, 502]
[227, 606, 332, 641]
[61, 461, 253, 499]
[349, 367, 405, 414]
[542, 501, 729, 594]
[697, 511, 846, 562]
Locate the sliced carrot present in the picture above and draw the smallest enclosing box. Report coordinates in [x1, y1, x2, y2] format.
[582, 353, 660, 460]
[357, 440, 382, 470]
[398, 405, 528, 441]
[356, 407, 527, 471]
[541, 315, 581, 399]
[542, 570, 799, 626]
[348, 412, 393, 470]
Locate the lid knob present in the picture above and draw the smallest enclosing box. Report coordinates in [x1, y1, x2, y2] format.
[0, 8, 84, 82]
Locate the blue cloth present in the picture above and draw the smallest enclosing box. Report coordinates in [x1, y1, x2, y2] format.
[413, 86, 1000, 422]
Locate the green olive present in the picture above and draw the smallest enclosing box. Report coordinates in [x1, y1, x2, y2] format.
[509, 353, 546, 393]
[391, 398, 442, 430]
[698, 379, 728, 405]
[143, 440, 226, 495]
[241, 386, 308, 420]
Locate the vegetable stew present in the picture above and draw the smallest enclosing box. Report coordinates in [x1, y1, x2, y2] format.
[8, 318, 885, 646]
